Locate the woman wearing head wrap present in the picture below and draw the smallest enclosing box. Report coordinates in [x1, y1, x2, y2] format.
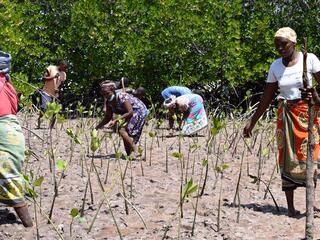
[175, 93, 208, 135]
[0, 51, 33, 227]
[95, 80, 148, 157]
[243, 27, 320, 217]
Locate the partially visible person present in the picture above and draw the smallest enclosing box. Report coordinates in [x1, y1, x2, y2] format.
[173, 93, 208, 135]
[243, 27, 320, 217]
[95, 80, 148, 157]
[133, 87, 150, 109]
[161, 86, 192, 130]
[37, 60, 68, 129]
[0, 50, 33, 227]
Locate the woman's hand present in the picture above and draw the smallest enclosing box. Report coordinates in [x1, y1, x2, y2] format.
[300, 87, 320, 105]
[106, 119, 117, 128]
[243, 120, 255, 138]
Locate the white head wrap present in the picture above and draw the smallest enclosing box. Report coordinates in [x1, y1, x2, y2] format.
[176, 95, 190, 109]
[274, 27, 297, 43]
[100, 81, 116, 91]
[163, 95, 177, 108]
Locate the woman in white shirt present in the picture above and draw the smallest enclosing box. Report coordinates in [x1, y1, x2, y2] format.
[243, 27, 320, 217]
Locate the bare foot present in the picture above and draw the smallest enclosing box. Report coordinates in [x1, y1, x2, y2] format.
[288, 208, 301, 218]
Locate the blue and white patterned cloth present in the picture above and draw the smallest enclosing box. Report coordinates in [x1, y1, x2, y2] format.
[0, 51, 11, 81]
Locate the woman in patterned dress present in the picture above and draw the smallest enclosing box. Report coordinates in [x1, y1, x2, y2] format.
[174, 93, 208, 135]
[96, 81, 148, 156]
[0, 50, 33, 227]
[243, 27, 320, 217]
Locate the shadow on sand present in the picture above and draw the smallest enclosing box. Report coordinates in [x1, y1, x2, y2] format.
[0, 208, 21, 226]
[224, 202, 304, 219]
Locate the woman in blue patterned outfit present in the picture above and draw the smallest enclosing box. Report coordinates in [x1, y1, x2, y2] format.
[96, 80, 148, 156]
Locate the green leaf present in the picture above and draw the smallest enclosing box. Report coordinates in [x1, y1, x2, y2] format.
[182, 178, 198, 201]
[57, 159, 67, 171]
[33, 176, 44, 187]
[70, 208, 79, 218]
[172, 152, 183, 160]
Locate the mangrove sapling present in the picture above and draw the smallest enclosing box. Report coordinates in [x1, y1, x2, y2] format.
[148, 131, 156, 166]
[263, 162, 277, 200]
[124, 155, 134, 199]
[185, 139, 197, 184]
[23, 173, 44, 240]
[178, 178, 198, 240]
[165, 146, 169, 173]
[43, 102, 63, 173]
[66, 128, 82, 164]
[202, 118, 225, 195]
[172, 152, 184, 218]
[115, 150, 129, 215]
[256, 131, 269, 191]
[69, 208, 79, 238]
[233, 148, 246, 207]
[200, 148, 210, 196]
[215, 163, 229, 232]
[137, 146, 144, 176]
[48, 159, 68, 223]
[191, 159, 208, 236]
[248, 175, 280, 212]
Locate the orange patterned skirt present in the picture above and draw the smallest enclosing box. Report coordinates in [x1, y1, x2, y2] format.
[277, 100, 320, 191]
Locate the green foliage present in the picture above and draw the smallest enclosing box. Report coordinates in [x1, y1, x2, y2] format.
[70, 208, 79, 219]
[90, 128, 101, 152]
[210, 118, 225, 137]
[214, 163, 229, 174]
[172, 152, 183, 160]
[1, 1, 320, 105]
[182, 177, 197, 202]
[56, 159, 68, 171]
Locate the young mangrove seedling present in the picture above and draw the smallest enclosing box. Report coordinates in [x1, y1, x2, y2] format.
[70, 208, 79, 237]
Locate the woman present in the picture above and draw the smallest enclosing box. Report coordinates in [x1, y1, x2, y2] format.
[162, 86, 192, 130]
[174, 93, 208, 135]
[96, 81, 148, 156]
[243, 27, 320, 217]
[0, 51, 33, 227]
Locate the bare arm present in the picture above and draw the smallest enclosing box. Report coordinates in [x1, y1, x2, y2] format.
[95, 107, 113, 129]
[120, 100, 133, 121]
[42, 69, 58, 81]
[243, 82, 278, 137]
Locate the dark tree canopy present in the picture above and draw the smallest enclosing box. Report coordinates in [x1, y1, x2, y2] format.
[1, 0, 319, 109]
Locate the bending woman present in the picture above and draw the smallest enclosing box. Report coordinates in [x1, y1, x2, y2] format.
[174, 93, 208, 135]
[0, 51, 33, 227]
[96, 81, 148, 156]
[243, 27, 320, 217]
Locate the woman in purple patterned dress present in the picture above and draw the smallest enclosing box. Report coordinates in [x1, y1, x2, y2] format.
[96, 80, 148, 156]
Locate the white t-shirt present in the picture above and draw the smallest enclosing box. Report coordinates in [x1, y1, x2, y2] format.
[266, 52, 320, 100]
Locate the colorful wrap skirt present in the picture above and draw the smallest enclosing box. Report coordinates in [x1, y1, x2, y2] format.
[0, 115, 26, 207]
[182, 95, 208, 135]
[277, 100, 320, 191]
[127, 110, 148, 144]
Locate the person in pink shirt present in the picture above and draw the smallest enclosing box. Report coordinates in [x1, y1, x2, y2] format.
[0, 51, 33, 227]
[37, 60, 68, 129]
